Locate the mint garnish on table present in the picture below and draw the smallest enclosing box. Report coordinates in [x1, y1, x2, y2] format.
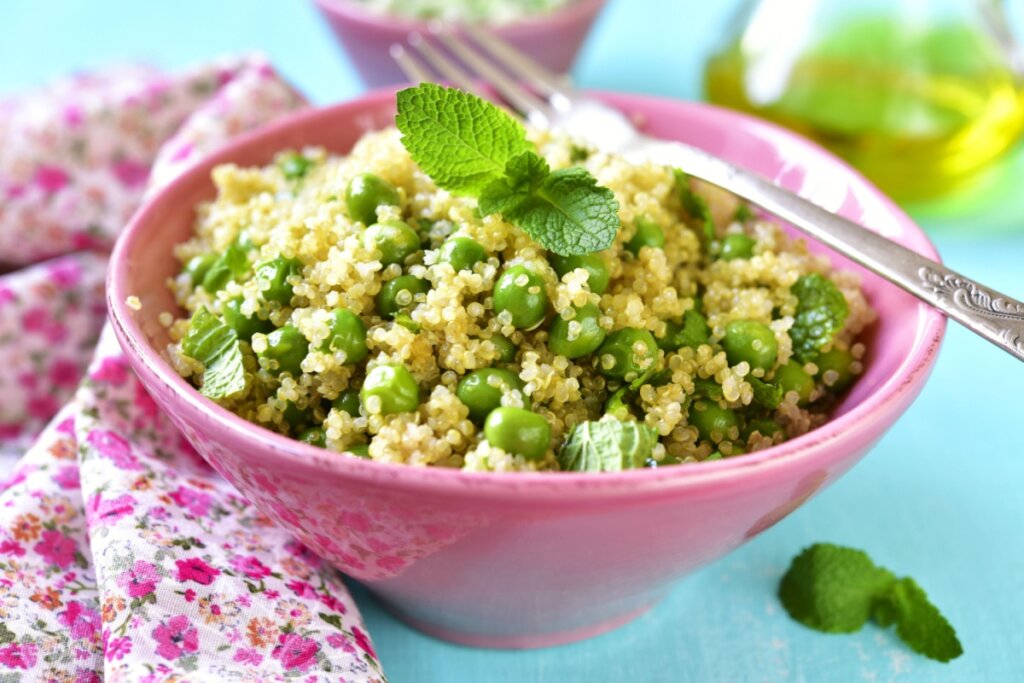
[779, 543, 963, 662]
[396, 83, 620, 256]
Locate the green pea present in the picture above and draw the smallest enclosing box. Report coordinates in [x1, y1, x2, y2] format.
[746, 418, 783, 440]
[689, 400, 739, 443]
[280, 152, 313, 180]
[298, 426, 326, 448]
[361, 363, 420, 415]
[376, 275, 429, 318]
[259, 325, 308, 376]
[626, 217, 665, 256]
[721, 441, 747, 457]
[283, 401, 310, 430]
[596, 328, 658, 381]
[321, 309, 368, 363]
[222, 297, 273, 341]
[254, 256, 302, 305]
[548, 303, 606, 359]
[815, 347, 855, 392]
[719, 233, 756, 261]
[550, 253, 611, 295]
[439, 236, 487, 272]
[494, 266, 548, 329]
[332, 389, 361, 416]
[346, 173, 399, 226]
[348, 443, 371, 458]
[483, 407, 551, 461]
[182, 253, 217, 284]
[364, 220, 420, 266]
[705, 451, 724, 461]
[456, 368, 528, 424]
[775, 360, 814, 405]
[722, 319, 778, 372]
[488, 335, 517, 363]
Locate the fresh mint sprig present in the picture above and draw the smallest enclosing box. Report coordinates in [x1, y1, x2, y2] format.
[780, 543, 963, 663]
[789, 273, 850, 362]
[396, 83, 619, 256]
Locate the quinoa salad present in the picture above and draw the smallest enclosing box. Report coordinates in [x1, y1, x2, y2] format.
[167, 85, 874, 473]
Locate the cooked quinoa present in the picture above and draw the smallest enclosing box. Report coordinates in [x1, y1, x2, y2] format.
[167, 126, 874, 472]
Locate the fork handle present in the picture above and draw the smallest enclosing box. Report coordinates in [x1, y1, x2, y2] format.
[637, 142, 1024, 362]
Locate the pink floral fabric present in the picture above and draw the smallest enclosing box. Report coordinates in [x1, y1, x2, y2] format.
[0, 57, 387, 681]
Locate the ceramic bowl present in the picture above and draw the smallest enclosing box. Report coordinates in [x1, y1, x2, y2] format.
[107, 89, 945, 649]
[312, 0, 607, 87]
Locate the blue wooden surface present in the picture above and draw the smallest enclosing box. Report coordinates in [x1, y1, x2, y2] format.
[3, 1, 1023, 681]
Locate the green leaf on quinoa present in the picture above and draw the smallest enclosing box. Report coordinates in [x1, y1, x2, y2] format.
[789, 273, 850, 362]
[479, 151, 549, 217]
[481, 151, 619, 256]
[749, 376, 783, 409]
[693, 377, 724, 402]
[396, 83, 530, 196]
[558, 416, 658, 472]
[673, 169, 715, 250]
[780, 543, 963, 663]
[397, 84, 619, 256]
[181, 308, 248, 400]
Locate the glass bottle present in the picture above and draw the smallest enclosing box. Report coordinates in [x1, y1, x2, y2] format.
[704, 0, 1024, 200]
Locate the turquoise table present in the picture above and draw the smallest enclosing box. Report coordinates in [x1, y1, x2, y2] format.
[4, 1, 1022, 680]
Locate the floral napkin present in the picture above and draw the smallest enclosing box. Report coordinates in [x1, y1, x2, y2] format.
[0, 56, 387, 682]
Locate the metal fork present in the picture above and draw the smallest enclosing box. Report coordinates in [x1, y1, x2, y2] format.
[391, 28, 1024, 363]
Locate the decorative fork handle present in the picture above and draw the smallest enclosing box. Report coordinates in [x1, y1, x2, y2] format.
[628, 141, 1024, 362]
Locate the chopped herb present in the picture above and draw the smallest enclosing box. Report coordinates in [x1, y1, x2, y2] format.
[396, 84, 619, 256]
[569, 143, 592, 163]
[693, 377, 724, 401]
[734, 203, 755, 222]
[558, 416, 658, 472]
[749, 376, 783, 409]
[181, 308, 248, 400]
[780, 543, 962, 663]
[789, 273, 850, 362]
[673, 169, 715, 250]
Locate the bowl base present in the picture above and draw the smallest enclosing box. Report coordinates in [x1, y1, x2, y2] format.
[380, 597, 659, 649]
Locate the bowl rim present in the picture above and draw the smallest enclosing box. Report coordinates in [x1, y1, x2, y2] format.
[107, 87, 946, 501]
[312, 0, 608, 32]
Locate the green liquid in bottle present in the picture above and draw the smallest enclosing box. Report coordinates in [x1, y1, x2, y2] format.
[705, 17, 1024, 200]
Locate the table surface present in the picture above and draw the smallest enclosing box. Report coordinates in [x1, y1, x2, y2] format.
[4, 1, 1023, 681]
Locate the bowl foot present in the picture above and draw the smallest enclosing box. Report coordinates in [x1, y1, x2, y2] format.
[381, 598, 659, 649]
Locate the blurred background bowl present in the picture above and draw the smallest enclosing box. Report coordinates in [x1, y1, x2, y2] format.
[107, 88, 944, 648]
[313, 0, 607, 87]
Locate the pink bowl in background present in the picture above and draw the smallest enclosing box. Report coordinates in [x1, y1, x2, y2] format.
[107, 88, 945, 649]
[312, 0, 607, 87]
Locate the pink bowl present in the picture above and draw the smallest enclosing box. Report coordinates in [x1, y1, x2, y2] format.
[313, 0, 607, 87]
[107, 89, 945, 649]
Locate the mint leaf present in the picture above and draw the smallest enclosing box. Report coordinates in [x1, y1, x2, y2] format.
[479, 151, 549, 217]
[396, 83, 530, 196]
[558, 416, 657, 472]
[875, 578, 963, 663]
[749, 376, 783, 410]
[505, 166, 619, 256]
[674, 169, 715, 249]
[789, 273, 849, 363]
[780, 543, 896, 633]
[780, 543, 963, 663]
[181, 308, 248, 400]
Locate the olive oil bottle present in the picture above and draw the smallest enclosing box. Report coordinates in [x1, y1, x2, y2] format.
[704, 3, 1024, 200]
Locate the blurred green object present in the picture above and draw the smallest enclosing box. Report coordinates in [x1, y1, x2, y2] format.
[704, 0, 1024, 200]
